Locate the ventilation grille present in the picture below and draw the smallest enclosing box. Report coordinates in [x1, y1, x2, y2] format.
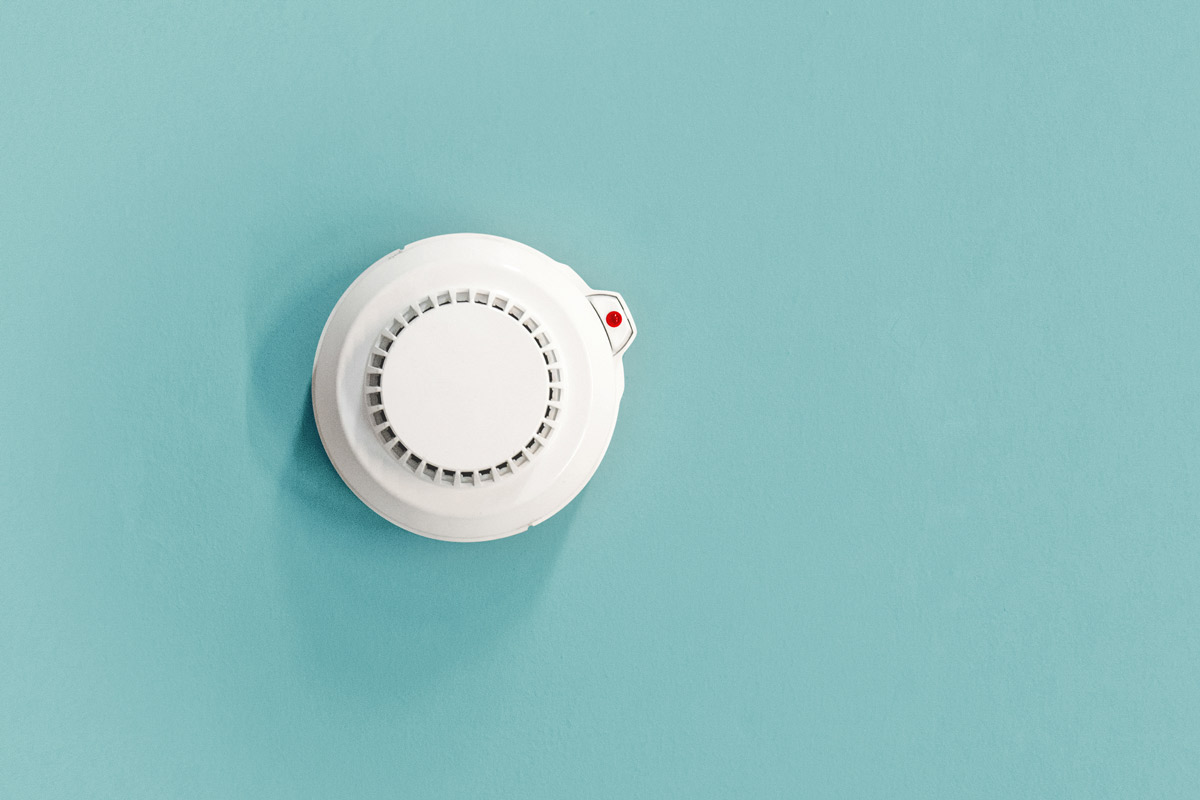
[363, 289, 563, 487]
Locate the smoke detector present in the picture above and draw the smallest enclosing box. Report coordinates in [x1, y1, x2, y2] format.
[311, 233, 636, 541]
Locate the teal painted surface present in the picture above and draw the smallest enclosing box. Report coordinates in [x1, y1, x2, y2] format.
[2, 1, 1198, 796]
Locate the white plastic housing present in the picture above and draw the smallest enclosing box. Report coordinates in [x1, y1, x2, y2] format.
[311, 233, 636, 541]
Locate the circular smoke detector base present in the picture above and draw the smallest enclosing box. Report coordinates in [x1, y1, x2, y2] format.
[311, 233, 636, 542]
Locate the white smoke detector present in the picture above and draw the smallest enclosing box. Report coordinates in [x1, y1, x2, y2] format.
[312, 233, 636, 541]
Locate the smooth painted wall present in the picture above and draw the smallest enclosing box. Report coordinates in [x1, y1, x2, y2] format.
[2, 2, 1198, 797]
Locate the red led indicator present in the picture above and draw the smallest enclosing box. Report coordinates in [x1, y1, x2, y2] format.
[606, 311, 623, 328]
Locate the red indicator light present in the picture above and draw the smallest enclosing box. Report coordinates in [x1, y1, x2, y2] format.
[606, 311, 622, 328]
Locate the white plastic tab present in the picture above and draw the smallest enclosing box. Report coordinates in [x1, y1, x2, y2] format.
[587, 291, 636, 356]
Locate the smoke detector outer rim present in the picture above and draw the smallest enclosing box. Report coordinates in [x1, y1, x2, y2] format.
[311, 233, 633, 542]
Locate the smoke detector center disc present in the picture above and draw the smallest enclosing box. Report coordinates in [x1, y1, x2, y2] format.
[379, 302, 549, 470]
